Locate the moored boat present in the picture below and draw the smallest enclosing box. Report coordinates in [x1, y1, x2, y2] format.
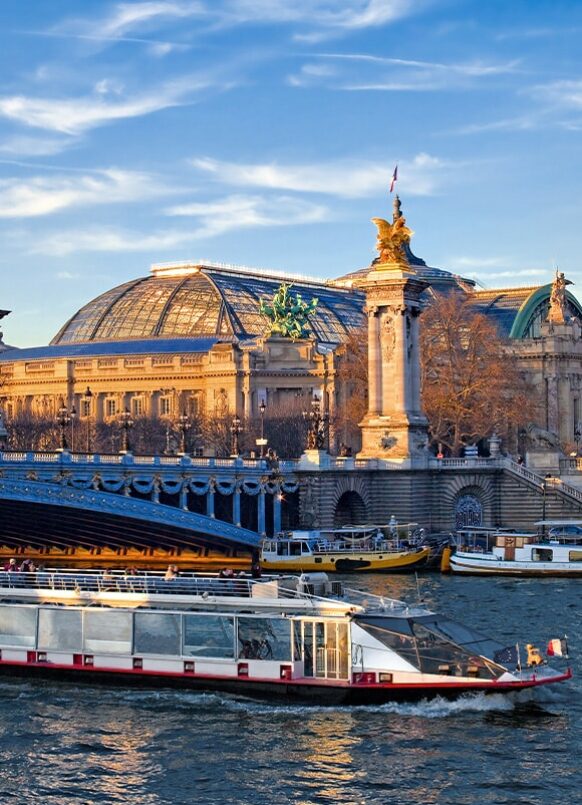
[260, 526, 431, 573]
[0, 567, 571, 703]
[449, 522, 582, 576]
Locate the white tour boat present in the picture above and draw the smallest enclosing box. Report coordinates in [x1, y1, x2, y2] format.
[0, 568, 571, 703]
[448, 522, 582, 576]
[260, 525, 431, 573]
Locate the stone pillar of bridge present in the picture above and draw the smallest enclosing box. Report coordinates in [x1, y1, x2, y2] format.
[357, 197, 430, 466]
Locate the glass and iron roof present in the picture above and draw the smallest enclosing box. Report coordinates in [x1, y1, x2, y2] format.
[51, 264, 366, 348]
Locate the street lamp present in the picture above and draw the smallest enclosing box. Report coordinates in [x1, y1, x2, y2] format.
[178, 411, 191, 455]
[575, 423, 581, 456]
[70, 405, 77, 452]
[119, 407, 134, 453]
[256, 399, 267, 458]
[302, 395, 329, 451]
[83, 386, 93, 453]
[231, 414, 242, 457]
[541, 473, 553, 532]
[56, 400, 70, 450]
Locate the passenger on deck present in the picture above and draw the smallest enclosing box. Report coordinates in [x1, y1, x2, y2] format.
[5, 559, 18, 572]
[164, 565, 179, 581]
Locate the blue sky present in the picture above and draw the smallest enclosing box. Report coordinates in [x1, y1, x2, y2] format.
[2, 0, 582, 346]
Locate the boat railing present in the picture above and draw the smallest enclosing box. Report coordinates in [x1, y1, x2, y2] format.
[339, 586, 430, 616]
[0, 570, 333, 603]
[0, 570, 295, 600]
[311, 540, 421, 554]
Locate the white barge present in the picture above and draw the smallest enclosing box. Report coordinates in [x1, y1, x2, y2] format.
[450, 524, 582, 576]
[0, 569, 571, 703]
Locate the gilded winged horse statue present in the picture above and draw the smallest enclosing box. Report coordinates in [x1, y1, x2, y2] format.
[371, 215, 413, 265]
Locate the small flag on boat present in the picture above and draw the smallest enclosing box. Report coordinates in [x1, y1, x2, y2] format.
[547, 637, 569, 658]
[493, 645, 519, 665]
[389, 164, 398, 193]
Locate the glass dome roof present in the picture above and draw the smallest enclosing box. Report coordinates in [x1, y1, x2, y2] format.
[50, 264, 366, 347]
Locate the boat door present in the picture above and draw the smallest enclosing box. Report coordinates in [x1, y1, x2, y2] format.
[504, 536, 516, 561]
[297, 621, 349, 680]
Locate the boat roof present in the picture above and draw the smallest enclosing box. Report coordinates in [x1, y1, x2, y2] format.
[0, 568, 432, 619]
[534, 520, 582, 526]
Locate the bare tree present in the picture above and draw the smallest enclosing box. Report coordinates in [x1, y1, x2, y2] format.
[420, 292, 542, 455]
[333, 326, 368, 454]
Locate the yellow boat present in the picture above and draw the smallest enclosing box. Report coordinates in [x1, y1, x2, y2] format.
[260, 527, 431, 573]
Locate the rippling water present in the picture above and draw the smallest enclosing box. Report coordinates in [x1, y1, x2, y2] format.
[0, 574, 578, 804]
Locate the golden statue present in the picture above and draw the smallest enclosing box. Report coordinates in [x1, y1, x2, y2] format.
[371, 213, 413, 266]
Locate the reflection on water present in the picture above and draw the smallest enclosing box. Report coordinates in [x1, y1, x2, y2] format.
[0, 575, 578, 804]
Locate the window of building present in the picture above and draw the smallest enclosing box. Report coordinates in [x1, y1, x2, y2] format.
[81, 399, 91, 418]
[160, 396, 172, 417]
[131, 397, 144, 418]
[105, 398, 117, 418]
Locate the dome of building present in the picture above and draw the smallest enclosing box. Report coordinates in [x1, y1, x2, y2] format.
[50, 263, 366, 348]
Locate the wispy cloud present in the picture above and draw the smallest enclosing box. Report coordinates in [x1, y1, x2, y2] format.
[31, 194, 329, 254]
[51, 0, 420, 49]
[0, 135, 77, 157]
[531, 79, 582, 110]
[288, 52, 521, 90]
[0, 76, 215, 135]
[0, 169, 166, 218]
[190, 153, 450, 197]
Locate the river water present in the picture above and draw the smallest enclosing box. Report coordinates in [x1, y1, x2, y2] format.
[0, 574, 579, 805]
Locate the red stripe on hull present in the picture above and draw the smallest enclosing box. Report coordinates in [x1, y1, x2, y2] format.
[0, 660, 571, 704]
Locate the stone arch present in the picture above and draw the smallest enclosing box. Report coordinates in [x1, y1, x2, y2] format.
[331, 476, 370, 527]
[439, 475, 497, 530]
[334, 491, 367, 527]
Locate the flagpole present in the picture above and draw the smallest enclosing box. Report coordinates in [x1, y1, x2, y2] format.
[516, 642, 522, 676]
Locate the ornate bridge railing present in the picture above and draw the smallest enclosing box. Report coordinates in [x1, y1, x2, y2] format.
[0, 450, 299, 538]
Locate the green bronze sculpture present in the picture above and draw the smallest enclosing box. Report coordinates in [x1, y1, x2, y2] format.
[259, 283, 318, 341]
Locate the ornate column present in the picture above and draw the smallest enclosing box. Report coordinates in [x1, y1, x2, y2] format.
[233, 481, 242, 527]
[273, 486, 282, 534]
[206, 478, 215, 518]
[258, 484, 266, 536]
[357, 198, 429, 465]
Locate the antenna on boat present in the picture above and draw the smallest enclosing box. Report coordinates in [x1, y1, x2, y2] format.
[414, 572, 423, 604]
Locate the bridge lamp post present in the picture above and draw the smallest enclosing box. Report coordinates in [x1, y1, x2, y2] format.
[119, 407, 134, 454]
[178, 411, 192, 455]
[256, 399, 267, 458]
[56, 401, 70, 451]
[231, 414, 242, 458]
[83, 386, 93, 453]
[575, 424, 581, 456]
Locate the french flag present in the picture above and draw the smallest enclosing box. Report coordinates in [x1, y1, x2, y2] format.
[547, 638, 568, 657]
[389, 164, 398, 193]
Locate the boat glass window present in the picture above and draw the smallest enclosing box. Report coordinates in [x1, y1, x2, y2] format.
[237, 617, 291, 660]
[417, 617, 504, 661]
[38, 609, 82, 651]
[569, 550, 582, 562]
[290, 542, 301, 556]
[183, 614, 235, 658]
[357, 617, 502, 678]
[0, 606, 36, 647]
[134, 612, 181, 655]
[532, 548, 553, 562]
[301, 542, 311, 554]
[83, 610, 132, 654]
[276, 542, 289, 556]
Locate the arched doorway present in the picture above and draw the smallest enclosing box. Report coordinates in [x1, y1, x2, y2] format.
[334, 491, 367, 527]
[455, 493, 483, 529]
